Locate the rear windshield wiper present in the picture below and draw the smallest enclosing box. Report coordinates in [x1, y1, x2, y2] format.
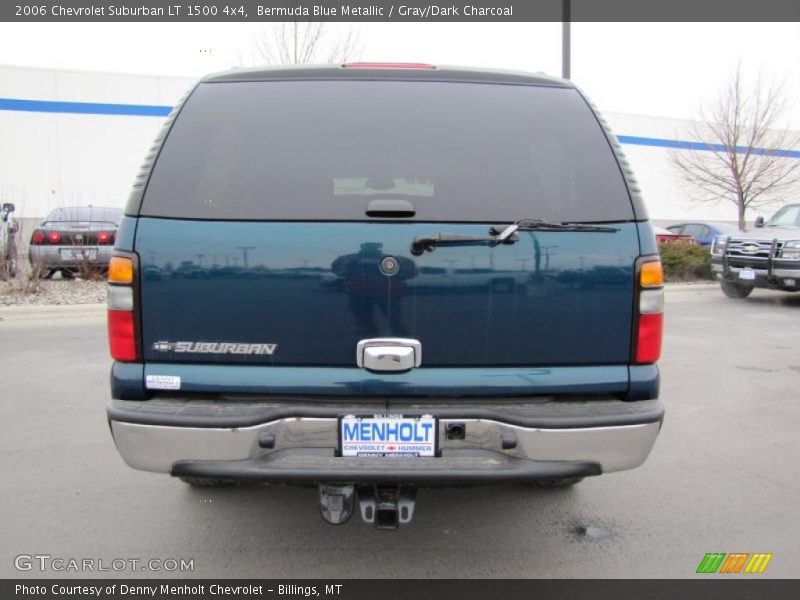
[411, 219, 618, 255]
[410, 231, 511, 255]
[489, 219, 619, 235]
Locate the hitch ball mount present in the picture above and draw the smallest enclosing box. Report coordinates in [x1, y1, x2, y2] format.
[319, 484, 417, 530]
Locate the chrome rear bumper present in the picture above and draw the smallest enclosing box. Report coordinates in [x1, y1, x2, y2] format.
[109, 407, 662, 479]
[29, 245, 114, 267]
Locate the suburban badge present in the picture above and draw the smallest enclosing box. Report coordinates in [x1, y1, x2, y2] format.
[152, 341, 277, 355]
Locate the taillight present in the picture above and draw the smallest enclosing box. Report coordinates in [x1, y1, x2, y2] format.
[47, 231, 62, 244]
[634, 257, 664, 364]
[108, 256, 133, 284]
[97, 231, 114, 245]
[31, 230, 45, 245]
[107, 254, 139, 361]
[108, 310, 137, 361]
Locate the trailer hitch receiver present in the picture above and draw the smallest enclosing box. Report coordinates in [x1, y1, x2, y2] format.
[358, 485, 417, 530]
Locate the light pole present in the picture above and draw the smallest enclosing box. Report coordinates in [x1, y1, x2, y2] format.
[235, 246, 255, 269]
[562, 0, 571, 79]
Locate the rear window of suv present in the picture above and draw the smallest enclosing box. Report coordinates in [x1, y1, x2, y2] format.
[140, 80, 634, 223]
[44, 207, 123, 225]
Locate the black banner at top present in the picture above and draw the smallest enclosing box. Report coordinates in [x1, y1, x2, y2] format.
[4, 0, 800, 22]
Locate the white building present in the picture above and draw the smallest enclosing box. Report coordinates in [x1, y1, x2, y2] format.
[1, 64, 798, 225]
[0, 65, 193, 220]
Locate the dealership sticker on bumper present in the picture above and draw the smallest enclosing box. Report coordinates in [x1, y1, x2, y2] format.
[145, 375, 181, 390]
[341, 415, 436, 457]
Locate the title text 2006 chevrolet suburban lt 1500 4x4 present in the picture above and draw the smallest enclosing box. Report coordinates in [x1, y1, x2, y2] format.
[106, 64, 664, 529]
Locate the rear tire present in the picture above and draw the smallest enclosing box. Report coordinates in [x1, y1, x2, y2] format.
[531, 477, 584, 488]
[720, 280, 753, 298]
[179, 477, 236, 487]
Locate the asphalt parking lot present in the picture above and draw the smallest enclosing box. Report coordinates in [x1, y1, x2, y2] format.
[1, 285, 798, 579]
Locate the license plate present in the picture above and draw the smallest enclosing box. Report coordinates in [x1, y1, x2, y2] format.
[340, 415, 436, 457]
[739, 268, 756, 281]
[60, 248, 97, 260]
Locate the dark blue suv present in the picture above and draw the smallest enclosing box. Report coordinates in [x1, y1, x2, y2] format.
[106, 64, 664, 529]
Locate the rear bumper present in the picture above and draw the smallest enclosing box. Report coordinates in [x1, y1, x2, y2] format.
[171, 450, 603, 485]
[108, 397, 664, 483]
[29, 245, 113, 268]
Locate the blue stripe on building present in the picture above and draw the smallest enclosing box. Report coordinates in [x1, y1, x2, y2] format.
[0, 97, 172, 117]
[1, 97, 799, 158]
[616, 135, 800, 159]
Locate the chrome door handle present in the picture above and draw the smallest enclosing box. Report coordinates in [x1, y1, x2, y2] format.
[356, 338, 422, 372]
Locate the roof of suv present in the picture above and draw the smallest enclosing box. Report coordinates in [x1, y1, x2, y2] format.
[202, 64, 572, 88]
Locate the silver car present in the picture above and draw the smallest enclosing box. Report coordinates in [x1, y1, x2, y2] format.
[29, 206, 123, 278]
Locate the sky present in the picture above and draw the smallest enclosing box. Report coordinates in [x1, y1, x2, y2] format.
[0, 21, 799, 128]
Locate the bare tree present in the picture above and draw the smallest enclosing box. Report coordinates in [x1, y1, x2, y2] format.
[251, 22, 361, 65]
[671, 63, 800, 230]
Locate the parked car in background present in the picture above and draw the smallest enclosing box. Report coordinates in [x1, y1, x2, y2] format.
[666, 222, 738, 246]
[653, 226, 694, 244]
[29, 206, 123, 278]
[711, 204, 800, 298]
[0, 202, 19, 278]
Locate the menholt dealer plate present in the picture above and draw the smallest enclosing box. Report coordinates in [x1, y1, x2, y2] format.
[340, 415, 436, 457]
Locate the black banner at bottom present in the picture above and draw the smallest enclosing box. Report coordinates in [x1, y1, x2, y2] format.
[4, 580, 800, 600]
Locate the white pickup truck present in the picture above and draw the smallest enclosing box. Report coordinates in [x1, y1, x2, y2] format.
[711, 204, 800, 297]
